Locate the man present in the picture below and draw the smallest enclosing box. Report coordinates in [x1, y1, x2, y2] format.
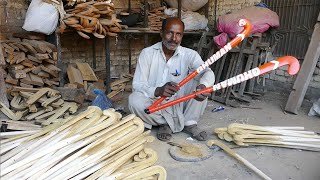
[129, 17, 215, 141]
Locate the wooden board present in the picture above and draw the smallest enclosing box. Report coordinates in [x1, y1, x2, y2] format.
[0, 44, 5, 66]
[285, 14, 320, 114]
[67, 65, 84, 88]
[76, 62, 98, 81]
[29, 73, 44, 86]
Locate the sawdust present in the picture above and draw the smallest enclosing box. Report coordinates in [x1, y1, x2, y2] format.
[177, 144, 203, 158]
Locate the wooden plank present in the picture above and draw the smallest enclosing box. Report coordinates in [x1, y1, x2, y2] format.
[0, 67, 9, 108]
[0, 44, 5, 66]
[285, 17, 320, 114]
[76, 62, 98, 81]
[9, 69, 26, 79]
[5, 74, 19, 85]
[67, 65, 84, 88]
[29, 73, 44, 86]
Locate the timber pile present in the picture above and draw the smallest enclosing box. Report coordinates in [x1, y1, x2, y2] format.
[107, 73, 133, 98]
[148, 6, 168, 31]
[60, 0, 123, 39]
[0, 37, 60, 89]
[214, 123, 320, 152]
[0, 87, 78, 127]
[0, 107, 167, 179]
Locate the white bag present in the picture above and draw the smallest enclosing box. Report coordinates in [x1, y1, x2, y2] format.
[164, 0, 208, 12]
[181, 11, 208, 31]
[22, 0, 59, 35]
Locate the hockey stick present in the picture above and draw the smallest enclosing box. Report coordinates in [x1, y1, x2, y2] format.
[145, 56, 300, 114]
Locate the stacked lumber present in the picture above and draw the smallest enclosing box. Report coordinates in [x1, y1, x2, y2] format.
[0, 107, 167, 179]
[61, 0, 123, 39]
[0, 38, 60, 89]
[214, 123, 320, 152]
[0, 87, 78, 126]
[148, 6, 168, 31]
[107, 73, 133, 98]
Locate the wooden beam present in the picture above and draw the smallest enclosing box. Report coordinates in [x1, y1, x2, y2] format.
[285, 14, 320, 114]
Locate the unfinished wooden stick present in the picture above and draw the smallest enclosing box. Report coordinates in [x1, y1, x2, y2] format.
[207, 140, 272, 180]
[122, 165, 167, 180]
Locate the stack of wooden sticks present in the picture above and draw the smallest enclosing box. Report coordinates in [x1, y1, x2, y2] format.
[214, 123, 320, 151]
[0, 107, 166, 179]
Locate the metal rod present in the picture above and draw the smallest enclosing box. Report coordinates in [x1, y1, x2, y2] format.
[128, 37, 132, 74]
[105, 37, 111, 93]
[178, 0, 182, 19]
[92, 37, 96, 69]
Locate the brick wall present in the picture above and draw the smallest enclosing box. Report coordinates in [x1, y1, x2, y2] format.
[60, 32, 144, 78]
[0, 0, 28, 38]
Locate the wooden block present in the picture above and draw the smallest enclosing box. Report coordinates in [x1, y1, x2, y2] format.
[43, 79, 59, 86]
[21, 60, 35, 68]
[64, 83, 77, 88]
[20, 73, 32, 84]
[12, 86, 39, 93]
[67, 65, 84, 88]
[40, 65, 58, 78]
[0, 44, 5, 66]
[54, 87, 85, 104]
[43, 59, 56, 64]
[76, 62, 98, 81]
[8, 64, 25, 70]
[22, 39, 52, 53]
[29, 73, 44, 86]
[44, 64, 61, 72]
[38, 71, 50, 78]
[20, 42, 37, 55]
[9, 69, 26, 79]
[52, 52, 58, 61]
[5, 74, 18, 85]
[8, 43, 20, 51]
[24, 67, 33, 73]
[31, 66, 42, 74]
[13, 33, 46, 40]
[20, 82, 33, 88]
[13, 43, 28, 52]
[2, 43, 15, 53]
[35, 53, 50, 60]
[27, 55, 42, 63]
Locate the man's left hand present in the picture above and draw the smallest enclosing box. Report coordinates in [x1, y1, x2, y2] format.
[194, 84, 210, 101]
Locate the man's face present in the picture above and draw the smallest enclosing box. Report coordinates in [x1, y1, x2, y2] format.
[161, 22, 184, 51]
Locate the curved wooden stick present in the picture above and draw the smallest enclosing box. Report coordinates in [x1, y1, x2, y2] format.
[207, 140, 272, 180]
[145, 19, 252, 114]
[146, 56, 300, 114]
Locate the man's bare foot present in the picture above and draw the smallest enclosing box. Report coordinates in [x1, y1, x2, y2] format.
[183, 124, 207, 141]
[157, 124, 172, 142]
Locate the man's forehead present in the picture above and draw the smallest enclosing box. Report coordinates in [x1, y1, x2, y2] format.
[164, 20, 184, 31]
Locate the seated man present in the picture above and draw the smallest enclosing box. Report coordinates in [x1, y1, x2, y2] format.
[128, 17, 215, 141]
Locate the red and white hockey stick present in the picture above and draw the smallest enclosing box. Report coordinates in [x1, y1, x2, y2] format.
[145, 19, 252, 113]
[145, 56, 300, 114]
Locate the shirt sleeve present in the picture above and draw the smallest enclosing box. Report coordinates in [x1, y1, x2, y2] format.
[132, 49, 157, 98]
[190, 52, 215, 87]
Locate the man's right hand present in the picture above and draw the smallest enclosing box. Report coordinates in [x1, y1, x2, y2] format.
[154, 82, 178, 97]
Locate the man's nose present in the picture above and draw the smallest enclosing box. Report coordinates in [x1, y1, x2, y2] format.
[172, 34, 177, 41]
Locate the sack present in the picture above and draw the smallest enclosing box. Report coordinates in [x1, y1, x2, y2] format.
[214, 6, 279, 47]
[164, 0, 208, 12]
[22, 0, 59, 35]
[181, 11, 208, 31]
[91, 89, 113, 110]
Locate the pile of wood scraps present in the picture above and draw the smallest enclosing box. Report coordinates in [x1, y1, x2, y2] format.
[1, 87, 78, 126]
[215, 123, 320, 152]
[0, 107, 167, 179]
[148, 6, 168, 31]
[1, 38, 60, 89]
[60, 1, 123, 39]
[108, 73, 133, 98]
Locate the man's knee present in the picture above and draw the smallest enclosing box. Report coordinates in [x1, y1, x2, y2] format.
[128, 92, 149, 111]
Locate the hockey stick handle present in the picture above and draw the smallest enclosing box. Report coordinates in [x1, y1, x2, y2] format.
[145, 56, 300, 114]
[146, 19, 252, 110]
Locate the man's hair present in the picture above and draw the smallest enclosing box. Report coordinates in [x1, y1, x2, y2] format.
[161, 17, 185, 31]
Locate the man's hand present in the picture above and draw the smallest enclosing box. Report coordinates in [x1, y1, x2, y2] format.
[154, 82, 178, 97]
[194, 84, 210, 101]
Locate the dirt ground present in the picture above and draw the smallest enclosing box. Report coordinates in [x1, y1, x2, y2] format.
[113, 91, 320, 180]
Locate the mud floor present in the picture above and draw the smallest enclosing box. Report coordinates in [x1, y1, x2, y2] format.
[113, 91, 320, 180]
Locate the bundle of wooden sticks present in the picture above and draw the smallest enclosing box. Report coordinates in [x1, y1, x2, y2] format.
[214, 123, 320, 151]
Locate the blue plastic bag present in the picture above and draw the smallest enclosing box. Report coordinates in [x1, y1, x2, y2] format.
[91, 89, 113, 110]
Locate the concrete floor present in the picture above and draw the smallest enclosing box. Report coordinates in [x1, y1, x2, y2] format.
[114, 91, 320, 180]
